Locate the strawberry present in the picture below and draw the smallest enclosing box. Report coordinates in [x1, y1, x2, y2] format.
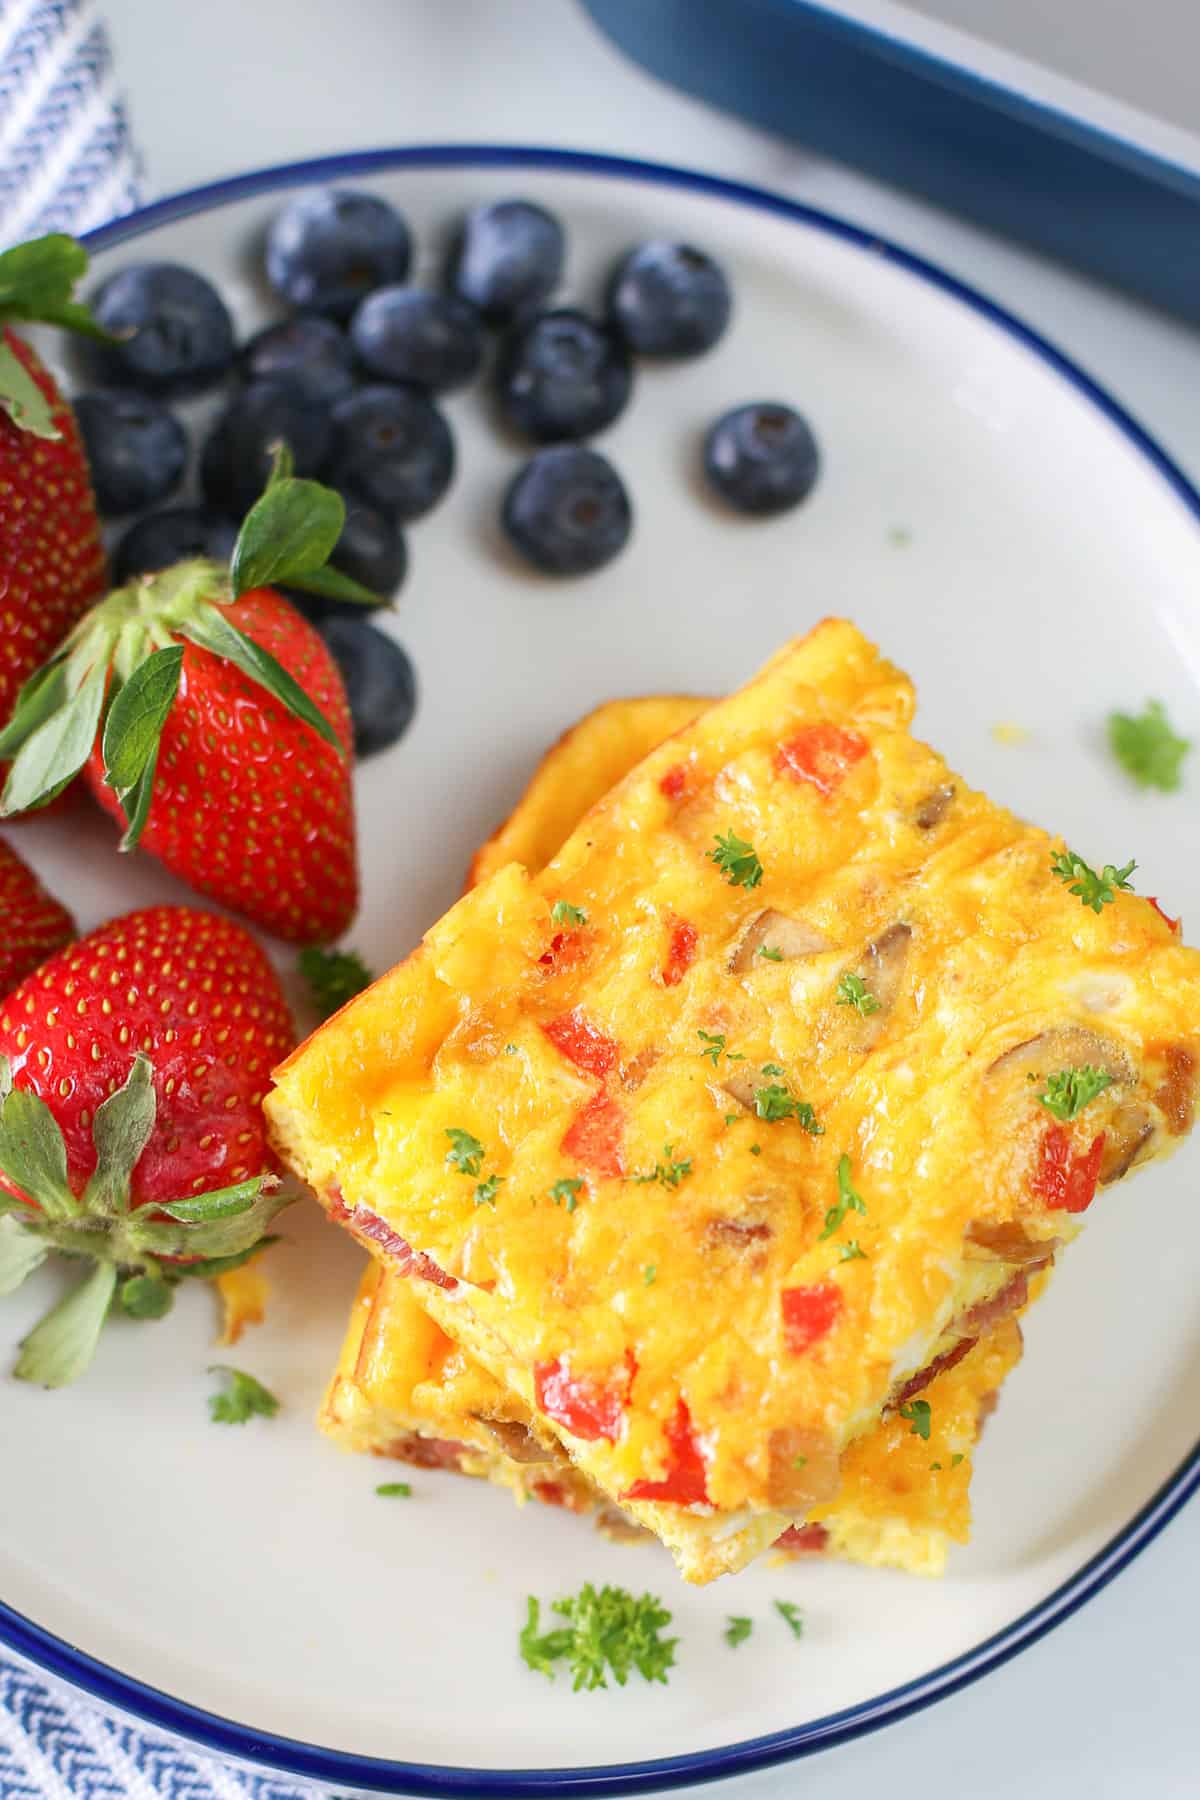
[0, 237, 109, 788]
[0, 452, 376, 943]
[0, 835, 75, 995]
[0, 905, 295, 1385]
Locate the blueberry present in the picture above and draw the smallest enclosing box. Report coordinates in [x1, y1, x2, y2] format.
[503, 446, 631, 576]
[317, 616, 417, 758]
[496, 310, 632, 444]
[85, 263, 235, 394]
[608, 241, 732, 357]
[113, 508, 238, 583]
[448, 199, 565, 325]
[350, 287, 483, 393]
[265, 188, 412, 321]
[239, 316, 355, 407]
[703, 403, 820, 516]
[73, 390, 187, 516]
[331, 492, 407, 600]
[201, 380, 333, 517]
[324, 384, 454, 523]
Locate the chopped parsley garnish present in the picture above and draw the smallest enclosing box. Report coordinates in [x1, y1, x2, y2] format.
[698, 1029, 727, 1066]
[820, 1154, 867, 1240]
[758, 945, 783, 962]
[725, 1616, 753, 1648]
[951, 1452, 965, 1468]
[549, 1177, 583, 1212]
[297, 945, 373, 1020]
[376, 1481, 412, 1498]
[1038, 1065, 1115, 1122]
[753, 1083, 823, 1133]
[1050, 849, 1137, 913]
[474, 1174, 503, 1207]
[643, 1264, 657, 1285]
[899, 1399, 932, 1440]
[792, 1454, 808, 1470]
[519, 1586, 677, 1690]
[504, 1043, 518, 1055]
[773, 1600, 804, 1640]
[835, 972, 880, 1016]
[929, 1461, 942, 1472]
[724, 1113, 738, 1126]
[445, 1128, 486, 1177]
[749, 1143, 761, 1155]
[552, 900, 589, 927]
[1108, 700, 1190, 792]
[707, 829, 763, 890]
[839, 1240, 867, 1263]
[631, 1145, 692, 1189]
[761, 1062, 785, 1077]
[207, 1366, 279, 1426]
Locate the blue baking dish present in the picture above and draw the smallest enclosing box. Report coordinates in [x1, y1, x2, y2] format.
[579, 0, 1200, 321]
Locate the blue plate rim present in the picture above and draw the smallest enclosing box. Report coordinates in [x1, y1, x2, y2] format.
[3, 141, 1199, 1796]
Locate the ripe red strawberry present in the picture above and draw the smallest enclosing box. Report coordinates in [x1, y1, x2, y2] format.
[0, 456, 372, 943]
[0, 905, 296, 1385]
[0, 239, 109, 794]
[0, 836, 75, 995]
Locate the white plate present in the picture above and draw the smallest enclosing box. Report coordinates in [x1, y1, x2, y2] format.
[3, 148, 1200, 1795]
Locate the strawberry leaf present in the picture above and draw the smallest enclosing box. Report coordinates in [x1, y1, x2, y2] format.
[14, 1260, 117, 1387]
[82, 1055, 157, 1217]
[119, 1273, 175, 1319]
[160, 1174, 274, 1223]
[0, 1217, 48, 1296]
[178, 603, 342, 753]
[0, 235, 113, 344]
[126, 1181, 292, 1261]
[231, 470, 380, 608]
[118, 739, 162, 853]
[0, 339, 60, 439]
[171, 1237, 279, 1281]
[0, 657, 107, 816]
[0, 1083, 77, 1220]
[0, 660, 69, 759]
[100, 645, 182, 851]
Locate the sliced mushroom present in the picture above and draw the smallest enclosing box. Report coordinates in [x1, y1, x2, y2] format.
[1098, 1102, 1157, 1184]
[965, 1219, 1061, 1265]
[620, 1046, 661, 1092]
[766, 1426, 841, 1510]
[1153, 1043, 1197, 1137]
[473, 1418, 558, 1465]
[729, 909, 830, 974]
[837, 922, 913, 1044]
[719, 1069, 760, 1112]
[914, 783, 955, 830]
[986, 1025, 1134, 1089]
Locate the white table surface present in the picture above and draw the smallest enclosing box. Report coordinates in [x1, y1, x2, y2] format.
[99, 2, 1200, 1793]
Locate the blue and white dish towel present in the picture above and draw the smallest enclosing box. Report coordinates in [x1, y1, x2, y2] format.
[0, 6, 317, 1795]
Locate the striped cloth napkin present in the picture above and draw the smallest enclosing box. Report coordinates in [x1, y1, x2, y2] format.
[0, 7, 315, 1793]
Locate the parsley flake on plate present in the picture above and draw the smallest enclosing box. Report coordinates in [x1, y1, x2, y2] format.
[757, 945, 783, 961]
[753, 1083, 822, 1133]
[376, 1481, 412, 1498]
[773, 1600, 805, 1640]
[899, 1398, 932, 1440]
[838, 1239, 867, 1263]
[1050, 849, 1136, 913]
[1108, 700, 1191, 792]
[835, 971, 880, 1015]
[630, 1145, 692, 1189]
[697, 1029, 727, 1066]
[474, 1173, 503, 1207]
[207, 1365, 279, 1425]
[298, 945, 373, 1020]
[1038, 1065, 1114, 1122]
[549, 1177, 583, 1212]
[819, 1155, 867, 1240]
[445, 1127, 486, 1177]
[707, 829, 763, 890]
[520, 1586, 677, 1690]
[725, 1615, 753, 1648]
[551, 900, 589, 927]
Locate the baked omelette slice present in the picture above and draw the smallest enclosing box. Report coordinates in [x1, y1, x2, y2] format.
[267, 618, 1200, 1584]
[325, 1259, 1024, 1576]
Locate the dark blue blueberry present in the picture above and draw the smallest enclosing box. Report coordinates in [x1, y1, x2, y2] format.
[113, 507, 238, 583]
[608, 241, 732, 357]
[448, 199, 564, 325]
[324, 384, 454, 523]
[200, 380, 333, 518]
[85, 263, 235, 394]
[350, 287, 483, 393]
[317, 616, 417, 758]
[703, 403, 820, 516]
[239, 316, 356, 407]
[502, 446, 631, 576]
[289, 491, 406, 623]
[73, 389, 187, 517]
[496, 310, 632, 444]
[265, 188, 411, 321]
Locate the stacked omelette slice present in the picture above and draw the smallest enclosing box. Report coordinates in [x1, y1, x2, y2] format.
[267, 621, 1200, 1584]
